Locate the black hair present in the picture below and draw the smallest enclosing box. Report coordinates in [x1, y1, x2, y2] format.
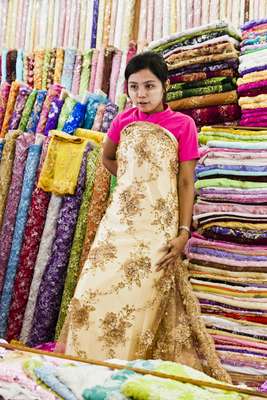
[124, 51, 168, 87]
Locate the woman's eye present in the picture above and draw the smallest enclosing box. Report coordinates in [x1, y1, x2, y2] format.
[146, 85, 154, 89]
[129, 85, 137, 90]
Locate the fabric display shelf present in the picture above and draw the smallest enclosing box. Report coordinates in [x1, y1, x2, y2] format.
[237, 19, 267, 127]
[0, 41, 138, 103]
[148, 21, 242, 127]
[1, 0, 266, 53]
[0, 342, 265, 400]
[187, 125, 267, 389]
[0, 81, 118, 346]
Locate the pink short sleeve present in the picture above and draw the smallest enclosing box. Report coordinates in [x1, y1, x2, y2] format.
[107, 114, 121, 144]
[178, 118, 199, 162]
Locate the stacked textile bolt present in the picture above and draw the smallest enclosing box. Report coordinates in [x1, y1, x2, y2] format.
[238, 19, 267, 127]
[148, 22, 241, 127]
[187, 125, 267, 388]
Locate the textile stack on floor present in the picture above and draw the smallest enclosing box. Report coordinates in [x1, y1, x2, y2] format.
[238, 19, 267, 127]
[148, 22, 241, 127]
[186, 125, 267, 388]
[0, 344, 260, 399]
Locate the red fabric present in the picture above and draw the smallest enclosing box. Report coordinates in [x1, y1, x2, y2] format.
[6, 139, 51, 342]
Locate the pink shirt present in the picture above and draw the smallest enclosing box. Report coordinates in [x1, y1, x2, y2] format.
[107, 106, 199, 162]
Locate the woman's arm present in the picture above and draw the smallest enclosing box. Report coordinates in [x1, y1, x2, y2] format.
[102, 137, 118, 176]
[156, 159, 197, 270]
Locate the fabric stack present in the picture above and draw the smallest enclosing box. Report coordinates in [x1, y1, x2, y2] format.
[238, 19, 267, 127]
[0, 344, 255, 399]
[186, 125, 267, 388]
[148, 22, 241, 127]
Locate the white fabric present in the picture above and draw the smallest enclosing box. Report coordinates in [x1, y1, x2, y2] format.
[113, 0, 125, 49]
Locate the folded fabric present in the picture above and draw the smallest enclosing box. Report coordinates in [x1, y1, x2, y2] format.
[38, 131, 88, 195]
[239, 63, 267, 77]
[167, 81, 236, 101]
[181, 104, 240, 126]
[207, 140, 267, 149]
[34, 365, 76, 400]
[168, 90, 238, 110]
[169, 59, 239, 77]
[238, 79, 267, 93]
[239, 94, 267, 109]
[166, 42, 238, 66]
[169, 77, 236, 91]
[195, 177, 267, 190]
[237, 71, 267, 85]
[199, 226, 267, 245]
[170, 69, 236, 84]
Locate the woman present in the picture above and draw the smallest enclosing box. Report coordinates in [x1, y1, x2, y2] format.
[58, 52, 230, 382]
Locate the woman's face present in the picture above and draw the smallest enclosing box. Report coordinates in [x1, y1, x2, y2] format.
[127, 68, 166, 114]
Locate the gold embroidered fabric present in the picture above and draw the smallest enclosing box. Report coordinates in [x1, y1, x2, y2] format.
[58, 122, 230, 383]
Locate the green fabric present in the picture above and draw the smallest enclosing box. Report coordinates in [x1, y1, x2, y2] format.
[110, 175, 117, 193]
[168, 77, 236, 92]
[57, 96, 77, 130]
[117, 94, 128, 112]
[55, 146, 101, 338]
[79, 49, 93, 95]
[42, 49, 52, 90]
[166, 82, 235, 101]
[195, 178, 267, 190]
[153, 27, 241, 53]
[122, 375, 243, 400]
[199, 133, 267, 145]
[18, 89, 37, 131]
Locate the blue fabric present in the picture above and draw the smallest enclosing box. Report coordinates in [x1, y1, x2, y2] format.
[26, 90, 47, 133]
[34, 365, 76, 400]
[61, 49, 76, 91]
[196, 164, 267, 173]
[0, 143, 42, 337]
[0, 141, 4, 161]
[16, 49, 24, 81]
[63, 102, 87, 134]
[1, 49, 8, 83]
[83, 94, 107, 129]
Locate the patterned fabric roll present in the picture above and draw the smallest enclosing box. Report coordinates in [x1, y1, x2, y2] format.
[28, 145, 91, 346]
[6, 49, 17, 84]
[44, 98, 64, 136]
[15, 49, 24, 81]
[0, 137, 43, 337]
[0, 81, 20, 138]
[71, 52, 82, 95]
[57, 96, 77, 130]
[91, 0, 99, 48]
[0, 82, 11, 132]
[9, 85, 32, 130]
[54, 48, 65, 84]
[79, 49, 93, 95]
[26, 53, 35, 87]
[41, 49, 52, 90]
[6, 138, 51, 341]
[26, 90, 47, 134]
[55, 146, 100, 338]
[46, 48, 57, 88]
[88, 49, 99, 93]
[62, 102, 87, 135]
[61, 48, 76, 91]
[33, 49, 45, 90]
[0, 130, 21, 230]
[36, 83, 62, 134]
[101, 102, 118, 132]
[101, 47, 115, 95]
[0, 133, 35, 296]
[18, 89, 37, 131]
[109, 49, 122, 102]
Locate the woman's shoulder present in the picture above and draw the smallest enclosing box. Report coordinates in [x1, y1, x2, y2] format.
[166, 108, 196, 128]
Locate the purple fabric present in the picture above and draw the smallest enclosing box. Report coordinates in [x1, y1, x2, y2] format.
[240, 64, 267, 77]
[44, 98, 64, 136]
[239, 120, 267, 127]
[91, 0, 99, 48]
[169, 59, 239, 77]
[199, 299, 266, 314]
[216, 346, 267, 358]
[27, 144, 91, 346]
[0, 134, 35, 295]
[242, 19, 267, 31]
[9, 86, 32, 130]
[190, 246, 267, 262]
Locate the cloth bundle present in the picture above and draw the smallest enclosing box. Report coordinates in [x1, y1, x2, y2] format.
[148, 22, 241, 127]
[187, 125, 267, 388]
[238, 19, 267, 126]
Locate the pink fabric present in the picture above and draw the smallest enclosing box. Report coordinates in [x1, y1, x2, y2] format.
[109, 50, 122, 102]
[194, 202, 267, 216]
[107, 106, 199, 161]
[71, 53, 83, 95]
[187, 252, 267, 267]
[89, 49, 99, 92]
[94, 48, 105, 92]
[213, 335, 267, 350]
[239, 120, 267, 127]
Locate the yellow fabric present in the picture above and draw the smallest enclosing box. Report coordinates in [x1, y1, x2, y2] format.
[54, 48, 64, 84]
[75, 129, 105, 144]
[38, 131, 88, 195]
[58, 122, 230, 383]
[33, 49, 45, 89]
[168, 90, 237, 110]
[0, 81, 21, 138]
[238, 94, 267, 109]
[237, 71, 267, 85]
[201, 126, 267, 136]
[201, 221, 267, 230]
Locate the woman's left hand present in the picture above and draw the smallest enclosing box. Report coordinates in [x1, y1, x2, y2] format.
[156, 233, 189, 271]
